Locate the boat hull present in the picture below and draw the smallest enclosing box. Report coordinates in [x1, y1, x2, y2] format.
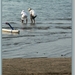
[2, 29, 20, 33]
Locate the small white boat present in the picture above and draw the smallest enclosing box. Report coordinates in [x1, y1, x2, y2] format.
[2, 29, 20, 33]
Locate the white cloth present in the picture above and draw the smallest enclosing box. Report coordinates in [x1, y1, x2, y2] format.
[21, 10, 27, 20]
[21, 10, 27, 17]
[29, 10, 36, 16]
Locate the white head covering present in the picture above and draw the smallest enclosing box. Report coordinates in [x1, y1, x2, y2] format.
[28, 8, 32, 11]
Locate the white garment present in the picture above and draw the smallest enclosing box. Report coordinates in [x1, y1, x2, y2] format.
[21, 10, 27, 17]
[29, 10, 36, 16]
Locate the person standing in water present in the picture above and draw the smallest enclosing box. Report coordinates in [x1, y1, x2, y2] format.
[28, 8, 37, 24]
[21, 10, 28, 23]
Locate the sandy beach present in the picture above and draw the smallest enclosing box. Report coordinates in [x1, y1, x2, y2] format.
[2, 58, 71, 75]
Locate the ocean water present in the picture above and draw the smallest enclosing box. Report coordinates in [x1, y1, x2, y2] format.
[2, 0, 72, 59]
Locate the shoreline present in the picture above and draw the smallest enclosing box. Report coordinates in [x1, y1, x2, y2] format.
[2, 38, 71, 59]
[2, 57, 71, 75]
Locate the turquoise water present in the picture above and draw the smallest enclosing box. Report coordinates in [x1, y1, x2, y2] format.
[2, 0, 72, 58]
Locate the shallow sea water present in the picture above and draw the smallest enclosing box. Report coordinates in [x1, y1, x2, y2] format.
[2, 0, 72, 58]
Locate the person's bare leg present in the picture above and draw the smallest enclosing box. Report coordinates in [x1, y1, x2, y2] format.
[33, 19, 35, 24]
[26, 18, 28, 24]
[31, 18, 33, 23]
[22, 20, 24, 23]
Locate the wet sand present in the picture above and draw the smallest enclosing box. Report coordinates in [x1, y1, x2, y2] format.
[2, 58, 71, 75]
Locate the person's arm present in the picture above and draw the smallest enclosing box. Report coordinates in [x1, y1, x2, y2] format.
[21, 12, 23, 14]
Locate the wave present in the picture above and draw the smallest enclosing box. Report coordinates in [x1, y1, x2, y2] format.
[2, 25, 71, 30]
[2, 31, 71, 39]
[55, 26, 71, 29]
